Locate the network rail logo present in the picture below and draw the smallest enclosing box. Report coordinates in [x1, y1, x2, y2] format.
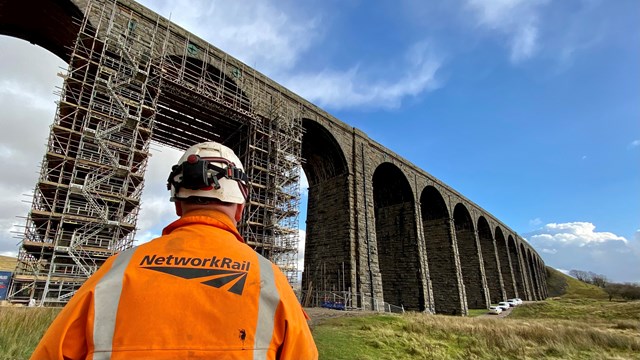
[139, 254, 251, 295]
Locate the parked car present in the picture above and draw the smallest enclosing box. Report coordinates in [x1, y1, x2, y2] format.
[497, 302, 511, 311]
[488, 306, 503, 315]
[506, 299, 518, 307]
[507, 298, 522, 306]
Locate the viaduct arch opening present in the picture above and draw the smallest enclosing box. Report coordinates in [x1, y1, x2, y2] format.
[518, 244, 531, 299]
[527, 250, 540, 300]
[300, 119, 350, 300]
[519, 243, 532, 299]
[420, 186, 460, 314]
[478, 217, 503, 303]
[508, 236, 524, 299]
[372, 163, 423, 311]
[0, 0, 81, 62]
[496, 227, 515, 298]
[453, 204, 486, 309]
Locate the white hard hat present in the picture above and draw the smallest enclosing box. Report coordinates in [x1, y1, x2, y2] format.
[167, 142, 248, 204]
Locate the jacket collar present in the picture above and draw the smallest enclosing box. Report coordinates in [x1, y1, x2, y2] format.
[162, 209, 245, 243]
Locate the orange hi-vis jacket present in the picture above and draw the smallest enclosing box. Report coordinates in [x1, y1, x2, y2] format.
[32, 209, 318, 360]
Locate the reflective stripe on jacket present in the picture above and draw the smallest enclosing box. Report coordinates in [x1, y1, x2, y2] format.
[31, 209, 318, 360]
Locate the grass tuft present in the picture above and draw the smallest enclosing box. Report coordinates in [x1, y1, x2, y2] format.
[613, 320, 640, 331]
[0, 306, 61, 360]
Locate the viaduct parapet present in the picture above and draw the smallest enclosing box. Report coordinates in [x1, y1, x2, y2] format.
[0, 0, 547, 314]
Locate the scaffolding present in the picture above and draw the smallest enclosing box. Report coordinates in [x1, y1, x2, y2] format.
[240, 93, 303, 284]
[9, 0, 165, 305]
[9, 0, 303, 304]
[154, 24, 304, 285]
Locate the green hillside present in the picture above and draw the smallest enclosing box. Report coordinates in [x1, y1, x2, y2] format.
[0, 256, 17, 272]
[545, 266, 607, 299]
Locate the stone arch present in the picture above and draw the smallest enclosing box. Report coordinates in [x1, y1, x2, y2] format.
[496, 227, 515, 298]
[478, 217, 503, 303]
[300, 119, 350, 299]
[519, 243, 532, 299]
[421, 186, 462, 314]
[0, 0, 83, 61]
[453, 204, 486, 309]
[372, 163, 423, 310]
[508, 236, 524, 298]
[540, 259, 548, 298]
[301, 120, 348, 186]
[527, 249, 540, 300]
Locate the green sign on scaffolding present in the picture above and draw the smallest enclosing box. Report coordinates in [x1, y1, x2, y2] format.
[232, 67, 242, 79]
[187, 43, 198, 56]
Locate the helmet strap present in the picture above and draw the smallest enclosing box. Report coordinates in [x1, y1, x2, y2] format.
[167, 155, 248, 200]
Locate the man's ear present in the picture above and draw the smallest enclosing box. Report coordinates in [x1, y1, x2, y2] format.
[234, 203, 245, 223]
[175, 202, 183, 217]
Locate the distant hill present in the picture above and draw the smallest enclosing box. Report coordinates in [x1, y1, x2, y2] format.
[546, 266, 607, 299]
[0, 255, 17, 272]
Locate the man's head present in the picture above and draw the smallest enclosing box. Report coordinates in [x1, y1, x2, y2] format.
[167, 142, 249, 224]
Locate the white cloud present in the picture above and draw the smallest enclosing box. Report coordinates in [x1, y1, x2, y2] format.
[0, 80, 56, 111]
[138, 0, 320, 77]
[284, 41, 442, 110]
[510, 23, 538, 62]
[134, 145, 183, 245]
[465, 0, 547, 63]
[529, 222, 627, 246]
[628, 140, 640, 149]
[528, 217, 542, 227]
[526, 222, 640, 283]
[0, 185, 31, 253]
[0, 37, 65, 256]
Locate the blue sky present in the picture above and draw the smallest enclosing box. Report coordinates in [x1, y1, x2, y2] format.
[0, 0, 638, 283]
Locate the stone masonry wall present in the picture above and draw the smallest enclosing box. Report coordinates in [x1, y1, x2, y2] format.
[423, 218, 463, 315]
[480, 236, 504, 303]
[303, 174, 352, 297]
[509, 242, 524, 299]
[375, 202, 423, 311]
[497, 238, 516, 298]
[455, 227, 486, 309]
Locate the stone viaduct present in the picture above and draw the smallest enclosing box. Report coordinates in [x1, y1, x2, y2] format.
[1, 0, 547, 314]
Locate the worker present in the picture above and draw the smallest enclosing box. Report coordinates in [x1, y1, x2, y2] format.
[32, 141, 318, 360]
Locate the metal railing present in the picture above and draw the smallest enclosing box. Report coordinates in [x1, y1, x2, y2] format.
[301, 290, 406, 314]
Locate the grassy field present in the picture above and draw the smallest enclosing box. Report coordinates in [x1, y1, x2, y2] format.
[2, 268, 638, 359]
[0, 307, 60, 360]
[313, 269, 640, 359]
[313, 305, 640, 359]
